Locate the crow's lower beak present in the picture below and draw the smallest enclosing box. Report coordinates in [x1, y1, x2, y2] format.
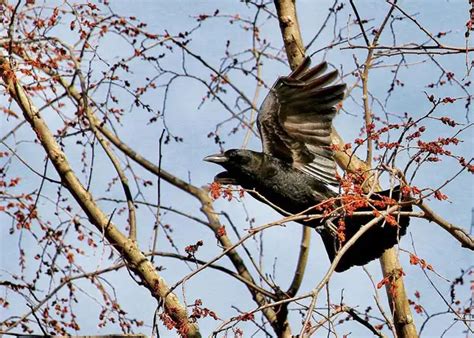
[203, 153, 228, 164]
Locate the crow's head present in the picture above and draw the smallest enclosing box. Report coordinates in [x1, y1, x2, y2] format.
[204, 149, 263, 185]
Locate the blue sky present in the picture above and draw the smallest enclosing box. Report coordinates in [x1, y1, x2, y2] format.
[1, 1, 472, 336]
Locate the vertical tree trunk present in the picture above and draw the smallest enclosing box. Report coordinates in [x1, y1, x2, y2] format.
[273, 1, 418, 337]
[381, 248, 418, 338]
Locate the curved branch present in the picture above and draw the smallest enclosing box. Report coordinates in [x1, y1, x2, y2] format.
[29, 56, 286, 334]
[418, 202, 474, 250]
[0, 56, 201, 337]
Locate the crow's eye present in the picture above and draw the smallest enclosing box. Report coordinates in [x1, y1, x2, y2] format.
[225, 150, 251, 164]
[238, 154, 251, 164]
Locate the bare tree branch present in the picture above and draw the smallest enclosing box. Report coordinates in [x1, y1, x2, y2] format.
[418, 201, 474, 250]
[0, 55, 201, 337]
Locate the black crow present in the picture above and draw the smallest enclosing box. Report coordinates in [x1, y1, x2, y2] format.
[204, 58, 410, 272]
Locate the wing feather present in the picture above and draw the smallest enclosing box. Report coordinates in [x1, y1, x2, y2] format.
[257, 57, 346, 186]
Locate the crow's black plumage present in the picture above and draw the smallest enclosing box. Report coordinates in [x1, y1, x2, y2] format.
[204, 58, 411, 272]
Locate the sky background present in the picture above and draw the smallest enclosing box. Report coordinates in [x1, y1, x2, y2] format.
[1, 1, 473, 337]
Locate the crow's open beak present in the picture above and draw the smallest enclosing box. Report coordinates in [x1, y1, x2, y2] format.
[203, 153, 228, 164]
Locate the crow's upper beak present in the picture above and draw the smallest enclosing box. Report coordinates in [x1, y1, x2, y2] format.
[203, 153, 228, 164]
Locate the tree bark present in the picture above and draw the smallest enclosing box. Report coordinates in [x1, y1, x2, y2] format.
[0, 56, 201, 338]
[273, 1, 418, 337]
[380, 248, 418, 338]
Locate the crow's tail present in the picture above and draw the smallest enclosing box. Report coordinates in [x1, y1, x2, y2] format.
[320, 186, 411, 272]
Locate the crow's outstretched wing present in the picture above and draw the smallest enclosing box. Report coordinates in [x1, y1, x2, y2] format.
[257, 57, 346, 186]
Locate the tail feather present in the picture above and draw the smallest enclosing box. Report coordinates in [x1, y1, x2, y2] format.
[319, 186, 411, 272]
